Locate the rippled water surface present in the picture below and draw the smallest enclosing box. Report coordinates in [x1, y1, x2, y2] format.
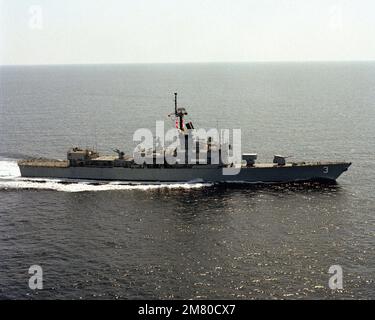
[0, 63, 374, 299]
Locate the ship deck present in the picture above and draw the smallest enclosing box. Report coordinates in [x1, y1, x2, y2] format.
[18, 159, 348, 169]
[18, 159, 69, 168]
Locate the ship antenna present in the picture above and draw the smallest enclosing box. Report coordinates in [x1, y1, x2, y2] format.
[172, 92, 187, 131]
[174, 92, 178, 116]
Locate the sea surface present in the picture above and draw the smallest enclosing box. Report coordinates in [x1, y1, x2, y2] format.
[0, 62, 374, 299]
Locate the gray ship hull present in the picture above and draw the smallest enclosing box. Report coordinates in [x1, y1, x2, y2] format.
[18, 162, 351, 184]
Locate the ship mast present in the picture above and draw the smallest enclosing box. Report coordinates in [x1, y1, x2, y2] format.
[174, 92, 187, 131]
[174, 92, 178, 116]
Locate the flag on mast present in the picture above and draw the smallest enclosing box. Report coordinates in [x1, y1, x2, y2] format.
[175, 118, 185, 129]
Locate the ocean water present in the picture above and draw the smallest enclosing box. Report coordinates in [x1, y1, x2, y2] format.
[0, 63, 374, 299]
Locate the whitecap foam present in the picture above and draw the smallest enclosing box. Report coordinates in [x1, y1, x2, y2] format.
[0, 159, 213, 192]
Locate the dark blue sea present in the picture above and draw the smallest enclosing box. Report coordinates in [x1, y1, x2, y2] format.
[0, 62, 374, 299]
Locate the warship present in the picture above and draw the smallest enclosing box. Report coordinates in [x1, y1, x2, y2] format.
[18, 93, 351, 184]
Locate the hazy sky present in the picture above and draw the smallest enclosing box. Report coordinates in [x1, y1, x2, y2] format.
[1, 0, 374, 65]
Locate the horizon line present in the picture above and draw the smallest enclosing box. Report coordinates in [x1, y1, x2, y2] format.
[1, 59, 375, 67]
